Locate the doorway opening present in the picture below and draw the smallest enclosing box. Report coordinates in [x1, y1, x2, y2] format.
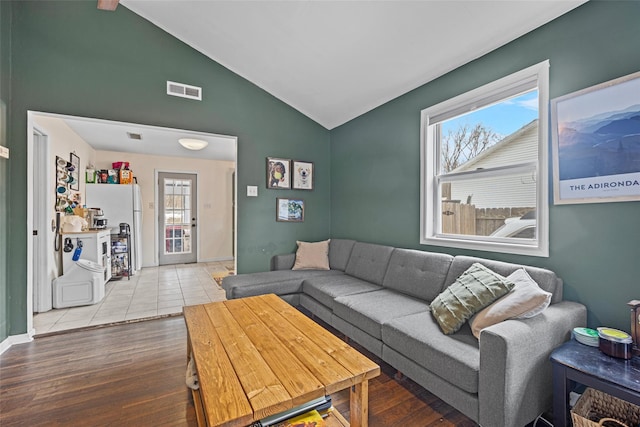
[27, 111, 237, 335]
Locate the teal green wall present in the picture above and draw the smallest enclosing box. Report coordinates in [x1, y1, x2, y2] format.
[3, 1, 639, 340]
[4, 1, 330, 335]
[0, 1, 11, 343]
[331, 1, 640, 332]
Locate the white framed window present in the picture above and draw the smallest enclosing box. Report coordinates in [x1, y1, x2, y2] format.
[420, 60, 549, 257]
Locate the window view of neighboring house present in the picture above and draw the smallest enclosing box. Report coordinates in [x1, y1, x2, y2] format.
[444, 118, 538, 238]
[421, 61, 550, 257]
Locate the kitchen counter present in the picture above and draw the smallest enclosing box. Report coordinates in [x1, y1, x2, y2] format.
[60, 228, 113, 235]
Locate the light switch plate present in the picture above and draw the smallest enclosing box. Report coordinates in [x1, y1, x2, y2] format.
[247, 186, 258, 197]
[0, 145, 9, 159]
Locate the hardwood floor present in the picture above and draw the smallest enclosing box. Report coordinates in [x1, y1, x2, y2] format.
[1, 316, 476, 426]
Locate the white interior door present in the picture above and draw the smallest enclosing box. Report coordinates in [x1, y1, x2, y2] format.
[158, 172, 198, 265]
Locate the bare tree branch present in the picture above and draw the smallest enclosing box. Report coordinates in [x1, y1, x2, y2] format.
[441, 122, 499, 172]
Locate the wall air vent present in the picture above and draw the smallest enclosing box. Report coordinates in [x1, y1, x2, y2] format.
[127, 132, 143, 140]
[166, 81, 202, 101]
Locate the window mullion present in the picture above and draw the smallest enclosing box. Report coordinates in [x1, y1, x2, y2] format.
[436, 161, 537, 183]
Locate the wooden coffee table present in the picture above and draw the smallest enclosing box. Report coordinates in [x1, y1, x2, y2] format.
[183, 293, 380, 427]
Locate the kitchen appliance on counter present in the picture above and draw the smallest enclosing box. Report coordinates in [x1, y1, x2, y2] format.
[87, 208, 108, 229]
[86, 184, 142, 273]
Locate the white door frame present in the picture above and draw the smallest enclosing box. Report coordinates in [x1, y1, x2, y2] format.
[154, 169, 200, 266]
[31, 125, 54, 313]
[25, 111, 53, 339]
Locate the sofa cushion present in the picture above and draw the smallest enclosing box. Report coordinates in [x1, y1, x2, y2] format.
[271, 253, 296, 270]
[444, 255, 560, 302]
[469, 268, 552, 338]
[333, 289, 430, 339]
[292, 240, 330, 270]
[431, 263, 514, 335]
[382, 249, 453, 302]
[329, 239, 357, 271]
[302, 275, 382, 310]
[344, 242, 394, 285]
[382, 311, 480, 394]
[222, 269, 342, 299]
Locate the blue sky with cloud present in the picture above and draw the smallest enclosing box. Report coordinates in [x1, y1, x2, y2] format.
[442, 90, 538, 138]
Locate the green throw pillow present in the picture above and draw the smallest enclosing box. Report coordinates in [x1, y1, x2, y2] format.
[430, 263, 514, 335]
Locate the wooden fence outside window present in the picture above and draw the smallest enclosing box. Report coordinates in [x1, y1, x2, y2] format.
[441, 200, 534, 236]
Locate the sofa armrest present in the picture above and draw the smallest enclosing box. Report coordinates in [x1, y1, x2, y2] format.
[478, 301, 586, 427]
[271, 253, 295, 271]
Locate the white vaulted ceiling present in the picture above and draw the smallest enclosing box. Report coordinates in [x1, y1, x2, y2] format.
[121, 0, 586, 130]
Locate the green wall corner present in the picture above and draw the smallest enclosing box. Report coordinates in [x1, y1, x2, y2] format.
[330, 1, 640, 332]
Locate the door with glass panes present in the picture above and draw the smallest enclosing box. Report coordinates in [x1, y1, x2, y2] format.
[158, 172, 197, 265]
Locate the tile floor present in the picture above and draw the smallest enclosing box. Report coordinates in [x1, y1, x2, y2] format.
[33, 261, 232, 335]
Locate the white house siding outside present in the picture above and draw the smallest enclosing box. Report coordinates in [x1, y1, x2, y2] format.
[449, 120, 538, 209]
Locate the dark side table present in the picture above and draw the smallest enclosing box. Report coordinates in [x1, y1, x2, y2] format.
[550, 339, 640, 427]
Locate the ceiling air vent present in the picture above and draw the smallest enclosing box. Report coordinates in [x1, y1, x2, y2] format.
[167, 81, 202, 101]
[127, 132, 142, 140]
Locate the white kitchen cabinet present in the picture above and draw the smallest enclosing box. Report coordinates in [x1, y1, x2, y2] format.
[62, 229, 112, 283]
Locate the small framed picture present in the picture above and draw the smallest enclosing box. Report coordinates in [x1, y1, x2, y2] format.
[266, 157, 291, 189]
[292, 160, 314, 190]
[276, 198, 304, 222]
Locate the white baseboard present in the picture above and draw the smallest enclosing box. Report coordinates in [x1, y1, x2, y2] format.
[200, 256, 234, 263]
[0, 330, 34, 355]
[143, 257, 233, 268]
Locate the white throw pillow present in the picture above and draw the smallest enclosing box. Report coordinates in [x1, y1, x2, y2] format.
[470, 268, 552, 338]
[292, 240, 330, 270]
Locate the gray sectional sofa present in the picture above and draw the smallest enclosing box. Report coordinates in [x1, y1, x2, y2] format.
[222, 239, 586, 427]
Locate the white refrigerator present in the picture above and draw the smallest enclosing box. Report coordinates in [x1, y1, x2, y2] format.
[86, 184, 143, 273]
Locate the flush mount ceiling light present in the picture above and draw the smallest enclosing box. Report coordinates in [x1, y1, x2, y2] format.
[178, 138, 208, 150]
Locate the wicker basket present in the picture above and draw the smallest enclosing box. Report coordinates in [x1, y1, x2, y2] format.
[571, 388, 640, 427]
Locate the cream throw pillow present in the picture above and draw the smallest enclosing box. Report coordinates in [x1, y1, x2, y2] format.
[470, 268, 552, 338]
[292, 240, 330, 270]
